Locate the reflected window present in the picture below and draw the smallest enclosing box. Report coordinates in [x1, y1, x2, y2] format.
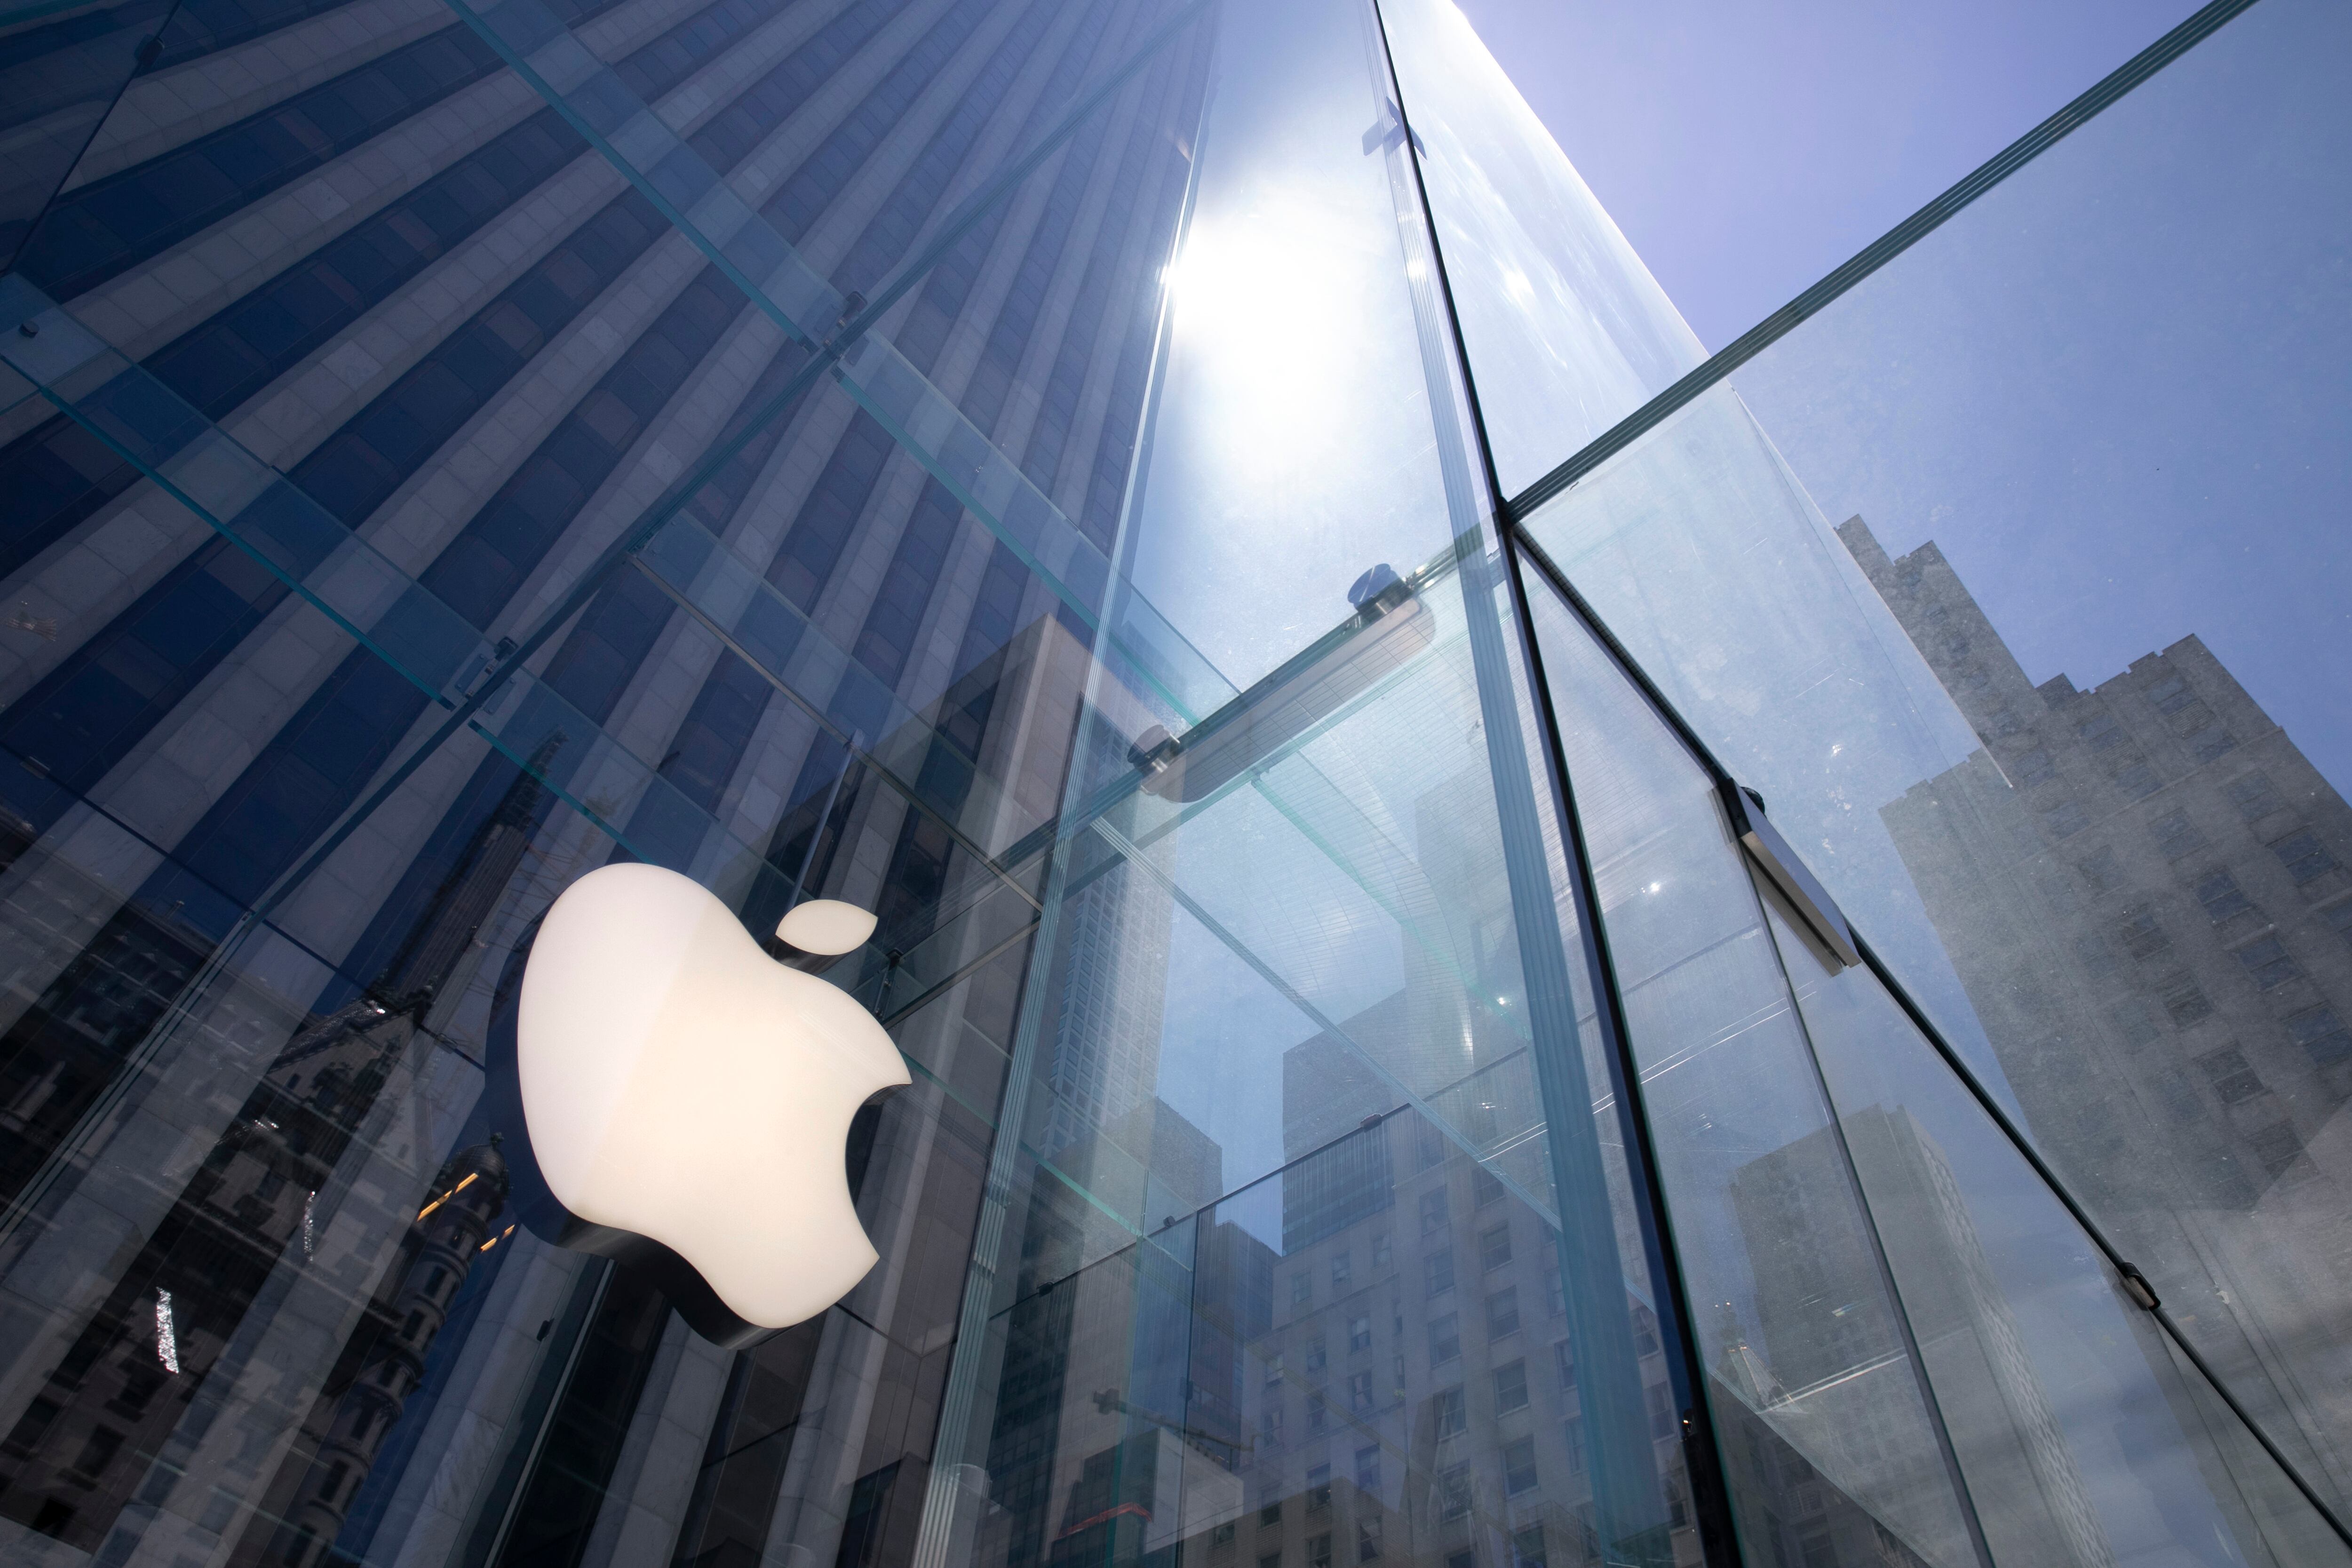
[2162, 975, 2216, 1027]
[1486, 1288, 1520, 1340]
[2113, 1001, 2161, 1046]
[2118, 908, 2169, 960]
[1436, 1385, 1467, 1438]
[2196, 1047, 2265, 1104]
[1425, 1251, 1454, 1297]
[2227, 772, 2285, 820]
[1494, 1359, 1528, 1413]
[2288, 1006, 2352, 1067]
[2152, 810, 2208, 859]
[2189, 725, 2239, 762]
[1502, 1438, 1538, 1496]
[2236, 936, 2301, 989]
[2079, 846, 2122, 893]
[2250, 1123, 2311, 1181]
[2146, 674, 2197, 714]
[1440, 1465, 1473, 1520]
[1479, 1225, 1511, 1271]
[2197, 870, 2254, 922]
[2271, 829, 2337, 885]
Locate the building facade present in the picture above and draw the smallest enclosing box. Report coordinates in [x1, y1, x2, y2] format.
[0, 0, 2344, 1566]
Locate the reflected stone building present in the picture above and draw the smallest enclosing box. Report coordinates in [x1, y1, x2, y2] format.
[1844, 515, 2352, 1498]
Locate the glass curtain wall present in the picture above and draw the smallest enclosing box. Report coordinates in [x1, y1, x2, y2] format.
[0, 0, 2343, 1565]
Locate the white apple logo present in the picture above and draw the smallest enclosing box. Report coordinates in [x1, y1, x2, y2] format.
[515, 862, 907, 1336]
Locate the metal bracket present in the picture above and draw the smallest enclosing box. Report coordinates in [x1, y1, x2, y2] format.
[1722, 781, 1860, 970]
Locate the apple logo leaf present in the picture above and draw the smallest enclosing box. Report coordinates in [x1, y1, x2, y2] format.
[484, 863, 907, 1347]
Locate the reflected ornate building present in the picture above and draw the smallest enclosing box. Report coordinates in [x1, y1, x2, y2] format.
[1846, 514, 2352, 1502]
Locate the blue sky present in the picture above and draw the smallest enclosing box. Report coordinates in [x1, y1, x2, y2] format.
[1457, 0, 2352, 798]
[1452, 0, 2201, 351]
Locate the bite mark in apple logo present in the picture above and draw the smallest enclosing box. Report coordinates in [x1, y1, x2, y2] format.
[485, 862, 907, 1347]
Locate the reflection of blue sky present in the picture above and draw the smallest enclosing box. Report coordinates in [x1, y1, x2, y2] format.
[1380, 0, 1703, 497]
[1124, 0, 1453, 691]
[1151, 895, 1303, 1198]
[1458, 0, 2201, 354]
[1733, 0, 2352, 798]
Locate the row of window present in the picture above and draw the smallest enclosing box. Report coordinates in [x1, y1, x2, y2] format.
[0, 0, 943, 833]
[0, 0, 821, 586]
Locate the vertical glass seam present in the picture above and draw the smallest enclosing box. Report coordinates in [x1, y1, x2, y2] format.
[1363, 4, 1740, 1561]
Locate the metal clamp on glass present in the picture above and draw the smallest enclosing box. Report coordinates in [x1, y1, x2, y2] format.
[1721, 780, 1861, 970]
[1126, 562, 1434, 804]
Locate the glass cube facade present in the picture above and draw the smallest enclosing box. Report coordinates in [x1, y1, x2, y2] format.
[0, 0, 2346, 1564]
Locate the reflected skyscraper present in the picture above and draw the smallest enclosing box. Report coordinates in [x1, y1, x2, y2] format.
[1846, 514, 2352, 1511]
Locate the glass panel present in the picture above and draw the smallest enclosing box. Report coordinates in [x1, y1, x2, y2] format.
[1760, 891, 2352, 1568]
[1515, 0, 2352, 1524]
[970, 1103, 1696, 1568]
[0, 0, 170, 274]
[1113, 0, 1454, 692]
[914, 5, 1723, 1566]
[1523, 570, 1981, 1568]
[0, 659, 1041, 1564]
[1373, 0, 1704, 499]
[450, 0, 1237, 727]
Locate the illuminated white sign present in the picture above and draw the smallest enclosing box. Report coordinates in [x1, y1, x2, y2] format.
[517, 863, 907, 1334]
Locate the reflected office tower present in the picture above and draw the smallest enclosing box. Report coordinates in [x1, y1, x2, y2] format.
[1844, 517, 2352, 1492]
[1042, 720, 1177, 1171]
[1729, 1113, 2113, 1568]
[262, 1139, 511, 1568]
[0, 752, 549, 1555]
[0, 0, 1214, 1557]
